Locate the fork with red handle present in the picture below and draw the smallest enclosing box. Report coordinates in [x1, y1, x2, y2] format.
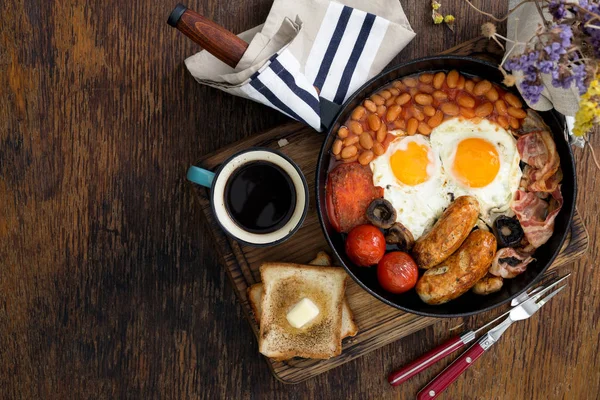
[388, 272, 570, 387]
[416, 277, 568, 399]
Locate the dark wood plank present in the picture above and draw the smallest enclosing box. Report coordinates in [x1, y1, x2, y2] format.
[1, 0, 599, 399]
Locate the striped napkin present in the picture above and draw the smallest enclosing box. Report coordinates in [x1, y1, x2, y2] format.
[185, 0, 415, 131]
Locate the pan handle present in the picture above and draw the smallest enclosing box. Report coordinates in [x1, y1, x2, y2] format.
[320, 98, 342, 131]
[167, 4, 249, 68]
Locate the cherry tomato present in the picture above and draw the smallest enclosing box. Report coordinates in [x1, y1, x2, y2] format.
[345, 225, 386, 266]
[377, 252, 419, 294]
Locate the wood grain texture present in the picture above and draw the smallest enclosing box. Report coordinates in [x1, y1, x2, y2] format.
[193, 121, 588, 384]
[1, 0, 599, 399]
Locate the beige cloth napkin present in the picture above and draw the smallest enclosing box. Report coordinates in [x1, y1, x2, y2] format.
[184, 0, 415, 130]
[506, 0, 580, 116]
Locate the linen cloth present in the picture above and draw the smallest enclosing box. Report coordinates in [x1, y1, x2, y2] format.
[184, 0, 415, 130]
[506, 0, 580, 116]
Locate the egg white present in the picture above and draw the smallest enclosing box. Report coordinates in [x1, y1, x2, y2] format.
[370, 135, 452, 239]
[369, 118, 522, 239]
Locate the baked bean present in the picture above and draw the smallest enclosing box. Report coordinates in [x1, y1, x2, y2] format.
[413, 107, 425, 121]
[343, 155, 358, 163]
[376, 125, 387, 142]
[394, 119, 406, 130]
[433, 72, 446, 89]
[427, 110, 444, 128]
[423, 105, 436, 117]
[509, 116, 520, 129]
[457, 75, 465, 90]
[504, 92, 523, 108]
[433, 90, 448, 101]
[465, 80, 475, 93]
[373, 142, 385, 156]
[376, 105, 387, 115]
[348, 120, 363, 134]
[364, 99, 377, 112]
[508, 106, 527, 119]
[338, 126, 349, 139]
[386, 105, 402, 122]
[360, 132, 374, 149]
[389, 88, 400, 96]
[379, 90, 392, 100]
[419, 73, 434, 83]
[358, 150, 374, 165]
[447, 70, 460, 88]
[473, 80, 492, 96]
[392, 80, 406, 91]
[418, 84, 435, 94]
[407, 118, 419, 135]
[341, 145, 358, 159]
[335, 153, 341, 161]
[475, 102, 494, 117]
[343, 134, 359, 146]
[472, 76, 482, 83]
[403, 77, 418, 87]
[409, 87, 419, 96]
[485, 87, 499, 102]
[351, 106, 366, 121]
[415, 93, 433, 106]
[460, 107, 476, 118]
[382, 134, 395, 150]
[441, 102, 460, 116]
[332, 139, 343, 155]
[457, 93, 475, 108]
[497, 115, 509, 129]
[418, 122, 432, 135]
[395, 93, 412, 106]
[371, 94, 385, 105]
[495, 99, 508, 115]
[367, 114, 381, 131]
[385, 97, 396, 107]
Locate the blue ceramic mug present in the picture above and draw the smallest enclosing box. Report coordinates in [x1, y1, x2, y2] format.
[187, 148, 309, 246]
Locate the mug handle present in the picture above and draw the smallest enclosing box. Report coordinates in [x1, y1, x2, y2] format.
[187, 165, 215, 187]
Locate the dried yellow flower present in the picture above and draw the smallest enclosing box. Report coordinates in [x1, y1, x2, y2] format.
[433, 11, 444, 24]
[503, 74, 516, 87]
[574, 75, 600, 136]
[481, 22, 497, 39]
[444, 15, 455, 23]
[431, 1, 441, 11]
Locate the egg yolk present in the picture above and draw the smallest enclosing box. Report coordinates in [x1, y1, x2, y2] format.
[452, 138, 500, 188]
[390, 142, 431, 186]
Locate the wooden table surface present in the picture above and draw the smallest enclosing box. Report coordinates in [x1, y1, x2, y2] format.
[1, 0, 598, 399]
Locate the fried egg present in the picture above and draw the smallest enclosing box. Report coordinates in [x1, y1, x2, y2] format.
[370, 135, 451, 239]
[429, 118, 522, 221]
[370, 118, 522, 240]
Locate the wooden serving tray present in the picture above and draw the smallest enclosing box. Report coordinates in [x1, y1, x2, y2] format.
[192, 122, 589, 384]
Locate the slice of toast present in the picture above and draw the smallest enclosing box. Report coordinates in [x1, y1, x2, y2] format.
[247, 251, 357, 339]
[247, 283, 358, 338]
[258, 263, 347, 360]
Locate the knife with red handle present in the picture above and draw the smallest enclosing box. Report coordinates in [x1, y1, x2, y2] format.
[388, 273, 570, 387]
[387, 332, 475, 386]
[387, 311, 506, 387]
[415, 341, 487, 400]
[416, 281, 567, 400]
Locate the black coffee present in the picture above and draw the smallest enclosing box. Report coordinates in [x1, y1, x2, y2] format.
[224, 161, 296, 234]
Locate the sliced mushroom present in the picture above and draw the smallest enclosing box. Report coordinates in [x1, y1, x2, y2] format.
[472, 274, 504, 295]
[366, 198, 397, 229]
[492, 216, 524, 248]
[385, 222, 415, 252]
